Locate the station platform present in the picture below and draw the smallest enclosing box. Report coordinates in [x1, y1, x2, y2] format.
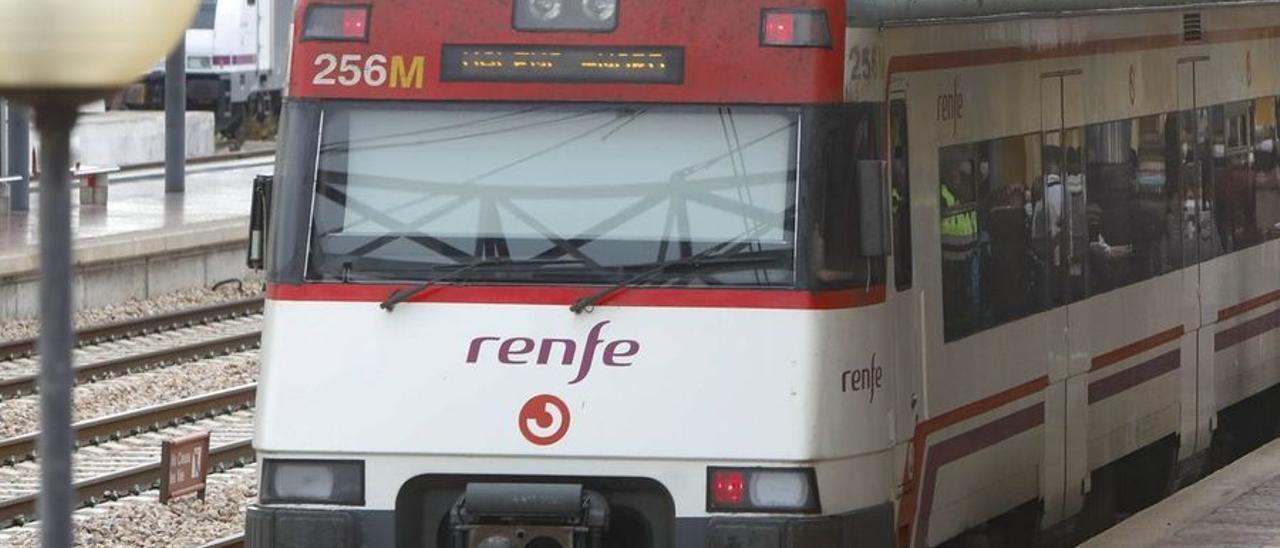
[0, 157, 272, 319]
[1085, 439, 1280, 547]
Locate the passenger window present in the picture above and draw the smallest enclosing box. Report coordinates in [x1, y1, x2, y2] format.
[1083, 115, 1179, 294]
[1255, 98, 1280, 240]
[1217, 103, 1260, 251]
[940, 144, 979, 340]
[890, 99, 913, 291]
[983, 134, 1043, 326]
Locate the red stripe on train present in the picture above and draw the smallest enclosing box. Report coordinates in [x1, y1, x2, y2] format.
[266, 283, 887, 310]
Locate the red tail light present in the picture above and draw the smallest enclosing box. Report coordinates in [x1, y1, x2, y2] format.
[760, 8, 831, 48]
[710, 469, 746, 507]
[707, 467, 821, 513]
[302, 4, 372, 41]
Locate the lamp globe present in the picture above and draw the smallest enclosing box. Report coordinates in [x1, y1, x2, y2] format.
[0, 0, 199, 103]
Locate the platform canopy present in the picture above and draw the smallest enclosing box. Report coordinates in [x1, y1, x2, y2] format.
[849, 0, 1267, 26]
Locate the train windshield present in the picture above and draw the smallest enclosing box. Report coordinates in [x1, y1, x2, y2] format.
[191, 0, 216, 29]
[305, 102, 799, 286]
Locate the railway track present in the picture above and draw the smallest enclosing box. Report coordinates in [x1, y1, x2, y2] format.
[0, 384, 256, 466]
[0, 297, 263, 361]
[0, 298, 263, 402]
[198, 534, 246, 548]
[0, 408, 256, 527]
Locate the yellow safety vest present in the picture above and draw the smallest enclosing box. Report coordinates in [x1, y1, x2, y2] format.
[940, 184, 977, 259]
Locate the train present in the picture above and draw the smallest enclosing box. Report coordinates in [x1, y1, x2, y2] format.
[245, 0, 1280, 547]
[122, 0, 293, 142]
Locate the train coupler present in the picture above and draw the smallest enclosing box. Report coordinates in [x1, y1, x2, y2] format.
[450, 482, 609, 548]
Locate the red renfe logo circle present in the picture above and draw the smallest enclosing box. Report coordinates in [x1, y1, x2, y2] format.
[519, 394, 571, 446]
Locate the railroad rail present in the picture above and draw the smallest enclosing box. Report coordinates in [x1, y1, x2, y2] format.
[0, 437, 255, 527]
[0, 297, 264, 361]
[0, 331, 260, 401]
[0, 384, 256, 466]
[198, 534, 246, 548]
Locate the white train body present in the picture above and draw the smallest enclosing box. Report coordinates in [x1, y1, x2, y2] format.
[248, 1, 1280, 547]
[124, 0, 292, 134]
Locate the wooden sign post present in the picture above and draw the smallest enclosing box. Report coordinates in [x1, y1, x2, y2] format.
[159, 431, 211, 504]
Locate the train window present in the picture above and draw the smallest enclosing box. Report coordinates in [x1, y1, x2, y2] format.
[890, 99, 913, 291]
[1083, 114, 1178, 294]
[983, 134, 1045, 327]
[1255, 98, 1280, 241]
[191, 0, 216, 30]
[1197, 105, 1225, 260]
[939, 144, 978, 340]
[1216, 103, 1261, 251]
[1040, 130, 1088, 304]
[801, 104, 885, 290]
[304, 102, 800, 287]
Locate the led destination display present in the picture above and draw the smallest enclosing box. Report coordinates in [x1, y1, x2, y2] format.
[441, 45, 684, 84]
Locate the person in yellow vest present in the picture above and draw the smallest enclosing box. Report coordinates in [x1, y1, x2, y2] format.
[940, 153, 980, 336]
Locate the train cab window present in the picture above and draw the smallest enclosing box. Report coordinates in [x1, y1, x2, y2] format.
[1254, 97, 1280, 241]
[800, 104, 886, 289]
[192, 0, 216, 29]
[890, 99, 913, 291]
[304, 102, 801, 288]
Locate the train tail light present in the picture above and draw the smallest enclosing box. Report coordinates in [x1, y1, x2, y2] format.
[760, 8, 832, 48]
[301, 4, 371, 42]
[707, 467, 821, 513]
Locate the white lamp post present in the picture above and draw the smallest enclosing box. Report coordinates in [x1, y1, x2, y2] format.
[0, 2, 197, 546]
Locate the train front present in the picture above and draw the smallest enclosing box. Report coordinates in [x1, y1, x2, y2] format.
[249, 1, 894, 546]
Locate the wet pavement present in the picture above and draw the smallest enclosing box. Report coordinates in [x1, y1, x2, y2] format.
[1085, 438, 1280, 547]
[0, 158, 273, 252]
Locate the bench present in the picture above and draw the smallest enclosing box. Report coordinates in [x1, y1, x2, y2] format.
[71, 165, 119, 206]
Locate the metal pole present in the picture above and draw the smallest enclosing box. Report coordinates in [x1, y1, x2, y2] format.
[35, 102, 78, 548]
[165, 41, 186, 193]
[6, 101, 30, 211]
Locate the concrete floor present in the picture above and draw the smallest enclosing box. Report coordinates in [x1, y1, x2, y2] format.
[0, 158, 272, 251]
[1085, 438, 1280, 547]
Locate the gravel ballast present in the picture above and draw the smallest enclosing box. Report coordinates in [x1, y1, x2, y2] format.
[0, 351, 259, 439]
[0, 275, 264, 343]
[0, 466, 258, 548]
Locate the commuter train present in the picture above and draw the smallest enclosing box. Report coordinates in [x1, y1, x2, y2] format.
[123, 0, 293, 141]
[246, 0, 1280, 546]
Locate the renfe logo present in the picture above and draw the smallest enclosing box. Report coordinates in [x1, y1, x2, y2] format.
[466, 321, 640, 385]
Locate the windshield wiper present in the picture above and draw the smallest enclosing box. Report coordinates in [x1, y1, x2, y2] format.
[568, 250, 776, 314]
[380, 257, 580, 312]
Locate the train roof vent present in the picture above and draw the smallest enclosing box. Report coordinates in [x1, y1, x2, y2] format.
[1183, 12, 1203, 42]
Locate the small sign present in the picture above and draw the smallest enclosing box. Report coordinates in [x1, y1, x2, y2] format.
[160, 431, 211, 504]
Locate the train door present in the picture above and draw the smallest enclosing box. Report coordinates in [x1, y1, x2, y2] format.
[1176, 57, 1213, 458]
[1039, 70, 1088, 526]
[888, 91, 924, 450]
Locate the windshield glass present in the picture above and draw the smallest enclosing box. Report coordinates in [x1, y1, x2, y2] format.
[306, 103, 799, 286]
[191, 0, 216, 29]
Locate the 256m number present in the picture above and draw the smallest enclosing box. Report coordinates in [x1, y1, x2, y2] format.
[312, 53, 425, 89]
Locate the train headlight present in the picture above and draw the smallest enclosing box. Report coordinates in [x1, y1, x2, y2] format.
[514, 0, 617, 32]
[707, 467, 820, 513]
[262, 460, 364, 506]
[186, 56, 212, 70]
[527, 0, 563, 20]
[581, 0, 617, 21]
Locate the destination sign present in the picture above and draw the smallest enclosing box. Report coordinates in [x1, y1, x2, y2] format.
[441, 45, 684, 84]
